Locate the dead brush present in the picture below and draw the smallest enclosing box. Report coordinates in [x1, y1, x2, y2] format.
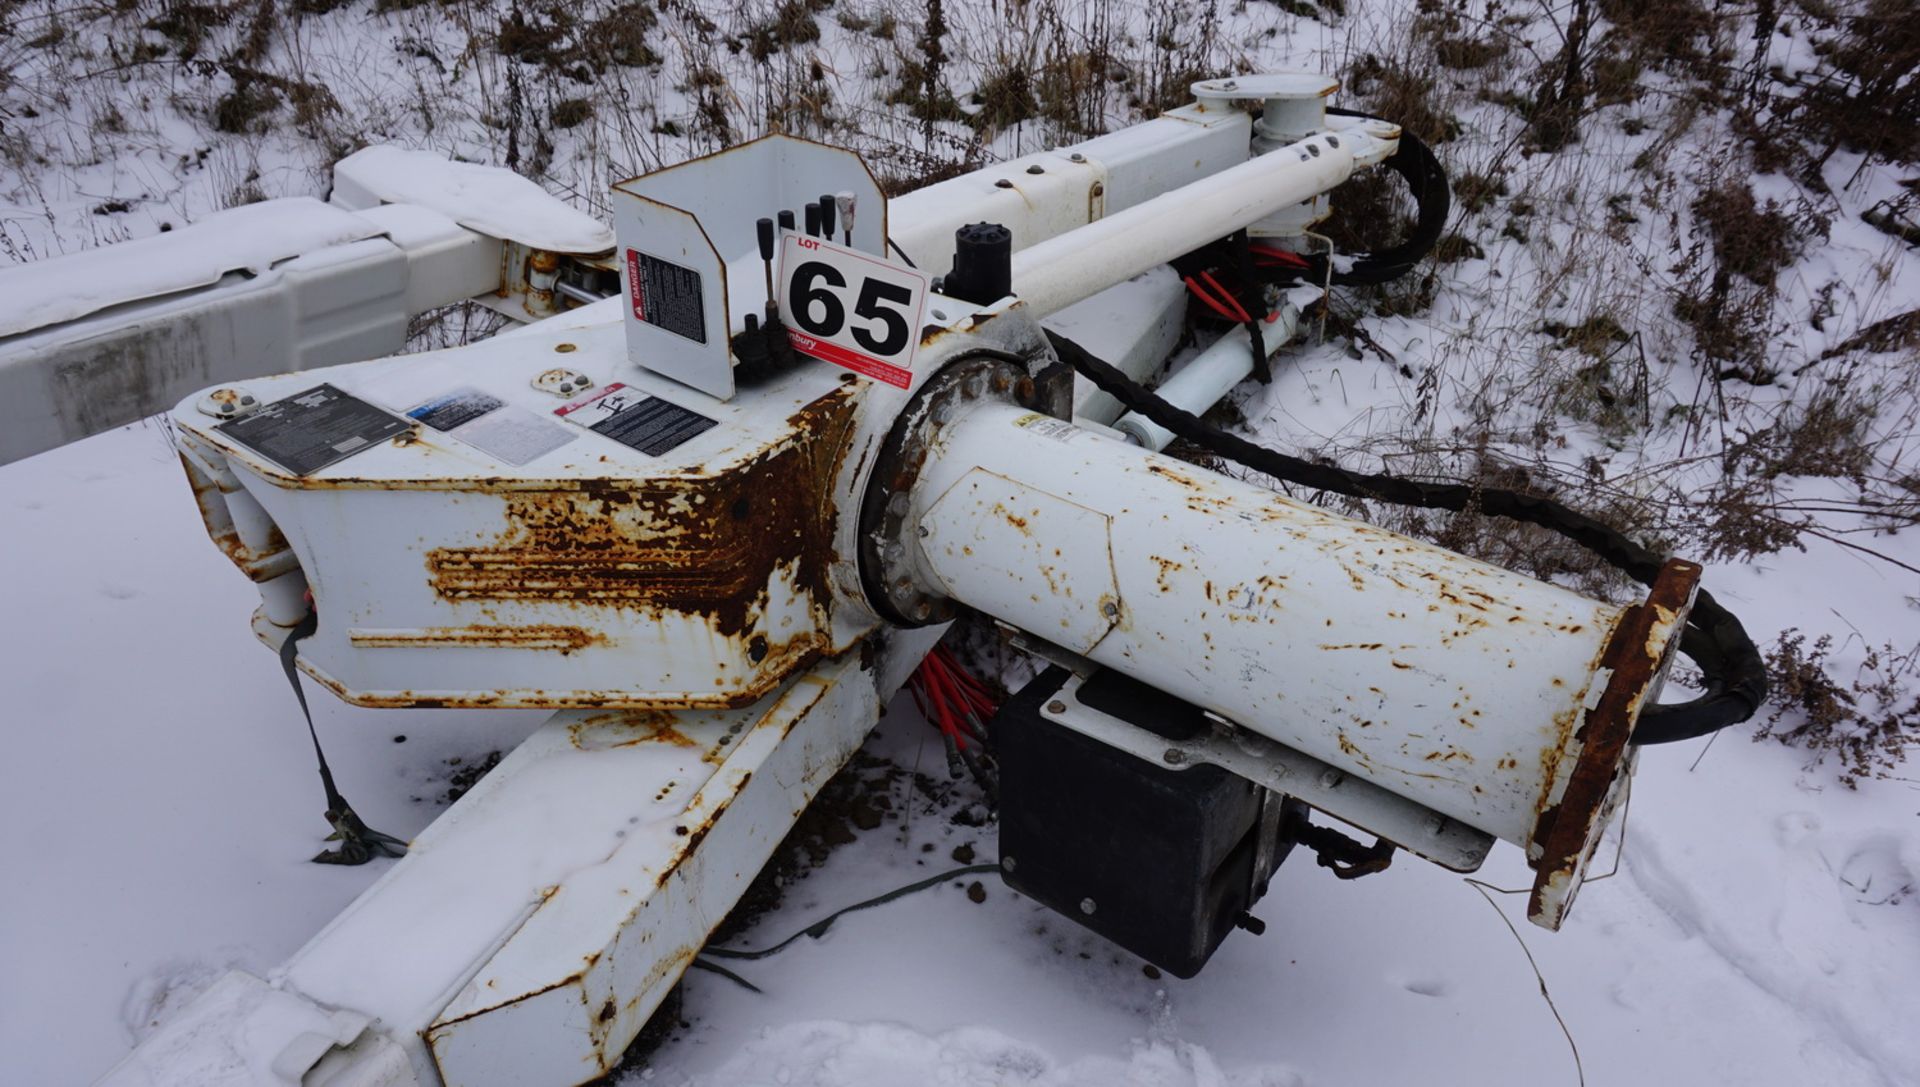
[1754, 629, 1920, 787]
[1673, 176, 1830, 384]
[1741, 0, 1920, 181]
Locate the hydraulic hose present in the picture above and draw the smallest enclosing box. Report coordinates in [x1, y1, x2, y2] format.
[1263, 107, 1452, 288]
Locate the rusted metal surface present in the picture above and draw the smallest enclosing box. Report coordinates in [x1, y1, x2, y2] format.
[216, 378, 865, 711]
[178, 451, 299, 582]
[425, 384, 855, 636]
[417, 646, 901, 1086]
[346, 625, 605, 652]
[525, 249, 560, 316]
[1527, 557, 1700, 929]
[856, 350, 1050, 627]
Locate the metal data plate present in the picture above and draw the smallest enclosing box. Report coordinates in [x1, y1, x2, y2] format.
[217, 383, 411, 476]
[1040, 671, 1494, 872]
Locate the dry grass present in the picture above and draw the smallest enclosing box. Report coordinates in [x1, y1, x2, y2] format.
[1755, 630, 1920, 787]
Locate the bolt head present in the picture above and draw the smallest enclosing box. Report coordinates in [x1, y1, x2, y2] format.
[1046, 700, 1066, 715]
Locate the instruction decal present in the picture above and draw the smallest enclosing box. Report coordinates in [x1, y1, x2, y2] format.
[407, 387, 504, 431]
[626, 248, 707, 344]
[406, 386, 576, 466]
[555, 382, 717, 457]
[218, 383, 410, 476]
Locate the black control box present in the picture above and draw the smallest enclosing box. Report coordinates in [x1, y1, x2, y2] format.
[994, 666, 1300, 978]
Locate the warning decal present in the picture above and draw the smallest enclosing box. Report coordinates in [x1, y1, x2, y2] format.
[555, 382, 718, 457]
[626, 248, 706, 344]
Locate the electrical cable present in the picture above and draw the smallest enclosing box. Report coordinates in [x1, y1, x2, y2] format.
[699, 863, 1002, 969]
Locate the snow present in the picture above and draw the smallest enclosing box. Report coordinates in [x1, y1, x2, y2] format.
[3, 0, 1919, 1083]
[0, 198, 382, 338]
[332, 146, 616, 255]
[98, 971, 377, 1087]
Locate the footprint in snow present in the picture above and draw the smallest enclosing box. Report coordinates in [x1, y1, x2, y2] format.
[1837, 836, 1916, 907]
[1774, 810, 1821, 848]
[1400, 977, 1448, 998]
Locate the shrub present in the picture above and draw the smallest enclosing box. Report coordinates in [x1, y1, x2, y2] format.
[1754, 630, 1919, 787]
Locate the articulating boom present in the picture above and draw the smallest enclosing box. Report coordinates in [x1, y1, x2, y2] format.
[78, 73, 1753, 1087]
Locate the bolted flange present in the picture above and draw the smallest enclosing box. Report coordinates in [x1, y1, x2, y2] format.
[856, 352, 1047, 627]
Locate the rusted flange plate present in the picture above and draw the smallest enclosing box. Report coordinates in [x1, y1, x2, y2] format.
[1527, 557, 1701, 929]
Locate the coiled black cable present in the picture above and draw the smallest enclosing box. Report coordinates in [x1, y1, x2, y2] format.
[1305, 107, 1453, 287]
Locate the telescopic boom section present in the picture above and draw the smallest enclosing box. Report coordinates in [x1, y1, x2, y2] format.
[1008, 128, 1364, 318]
[901, 399, 1692, 926]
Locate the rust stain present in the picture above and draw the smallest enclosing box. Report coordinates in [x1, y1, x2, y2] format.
[348, 625, 606, 653]
[421, 385, 858, 642]
[566, 709, 702, 749]
[1527, 558, 1701, 926]
[181, 454, 290, 581]
[1150, 554, 1184, 593]
[992, 501, 1032, 536]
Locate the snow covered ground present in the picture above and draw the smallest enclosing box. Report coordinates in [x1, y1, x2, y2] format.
[4, 0, 1919, 1083]
[4, 393, 1915, 1087]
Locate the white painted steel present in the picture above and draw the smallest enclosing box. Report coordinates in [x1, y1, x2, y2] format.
[887, 106, 1252, 275]
[1008, 129, 1371, 318]
[1112, 303, 1301, 450]
[908, 401, 1632, 850]
[0, 203, 504, 465]
[96, 639, 937, 1087]
[611, 136, 888, 400]
[176, 317, 860, 710]
[1039, 672, 1494, 871]
[1044, 266, 1187, 426]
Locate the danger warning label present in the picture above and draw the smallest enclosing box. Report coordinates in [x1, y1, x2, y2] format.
[626, 248, 706, 344]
